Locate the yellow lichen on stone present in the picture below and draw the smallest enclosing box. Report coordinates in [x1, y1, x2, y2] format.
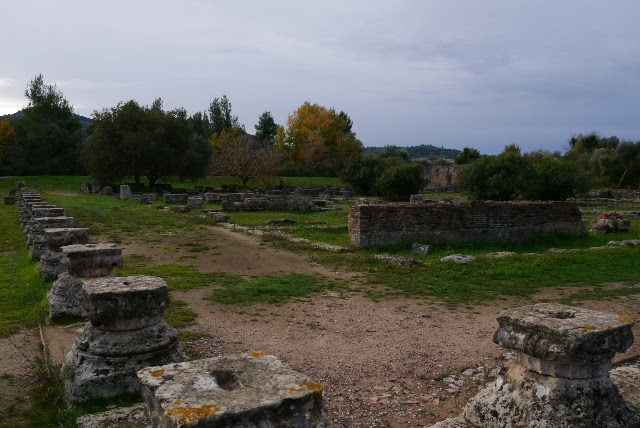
[148, 369, 165, 377]
[166, 404, 221, 424]
[580, 326, 598, 332]
[615, 316, 633, 323]
[288, 387, 298, 393]
[173, 399, 183, 405]
[299, 381, 323, 392]
[250, 351, 267, 358]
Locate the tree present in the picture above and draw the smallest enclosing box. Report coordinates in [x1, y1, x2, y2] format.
[376, 160, 426, 202]
[81, 99, 211, 186]
[282, 102, 362, 175]
[209, 129, 282, 187]
[340, 153, 426, 201]
[188, 111, 211, 138]
[207, 95, 244, 135]
[254, 111, 278, 143]
[9, 74, 84, 175]
[454, 147, 481, 165]
[616, 140, 640, 188]
[0, 120, 16, 163]
[457, 145, 535, 200]
[523, 157, 589, 200]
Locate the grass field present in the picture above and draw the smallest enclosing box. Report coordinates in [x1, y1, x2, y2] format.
[1, 175, 639, 425]
[2, 175, 639, 315]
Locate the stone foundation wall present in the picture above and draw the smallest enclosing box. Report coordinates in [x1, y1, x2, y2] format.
[349, 201, 587, 247]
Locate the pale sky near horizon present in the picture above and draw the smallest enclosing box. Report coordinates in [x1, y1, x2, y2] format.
[1, 1, 639, 154]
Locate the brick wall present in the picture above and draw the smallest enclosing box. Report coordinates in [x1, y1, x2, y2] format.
[348, 201, 586, 247]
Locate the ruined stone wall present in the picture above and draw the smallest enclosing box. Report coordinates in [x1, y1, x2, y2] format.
[423, 165, 459, 187]
[349, 201, 587, 247]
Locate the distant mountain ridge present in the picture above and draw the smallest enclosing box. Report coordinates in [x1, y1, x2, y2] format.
[1, 110, 92, 129]
[364, 144, 461, 160]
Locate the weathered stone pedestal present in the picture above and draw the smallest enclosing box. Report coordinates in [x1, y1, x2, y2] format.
[432, 303, 640, 428]
[138, 353, 327, 427]
[64, 276, 187, 402]
[47, 243, 123, 318]
[37, 228, 89, 281]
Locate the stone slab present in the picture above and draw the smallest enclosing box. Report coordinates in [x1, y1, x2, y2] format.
[138, 353, 327, 427]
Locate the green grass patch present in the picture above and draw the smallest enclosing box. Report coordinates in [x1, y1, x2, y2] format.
[165, 298, 198, 329]
[208, 273, 346, 305]
[0, 202, 49, 338]
[116, 263, 241, 291]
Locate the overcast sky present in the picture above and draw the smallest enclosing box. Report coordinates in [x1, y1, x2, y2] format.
[2, 1, 639, 154]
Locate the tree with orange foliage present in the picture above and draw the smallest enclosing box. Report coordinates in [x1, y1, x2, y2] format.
[281, 102, 362, 175]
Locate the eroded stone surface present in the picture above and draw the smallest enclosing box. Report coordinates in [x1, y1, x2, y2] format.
[43, 228, 89, 251]
[48, 273, 87, 318]
[76, 403, 150, 428]
[138, 353, 327, 427]
[62, 243, 123, 277]
[63, 275, 187, 402]
[83, 276, 170, 329]
[429, 304, 640, 428]
[493, 303, 634, 376]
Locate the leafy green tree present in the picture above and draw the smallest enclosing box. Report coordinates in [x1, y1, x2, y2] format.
[615, 140, 640, 188]
[378, 145, 409, 160]
[341, 154, 426, 201]
[376, 160, 426, 202]
[523, 156, 589, 200]
[81, 99, 211, 186]
[207, 95, 244, 135]
[454, 147, 481, 165]
[457, 145, 535, 200]
[337, 110, 353, 132]
[9, 74, 84, 175]
[188, 111, 211, 138]
[340, 155, 389, 195]
[0, 120, 16, 163]
[254, 111, 278, 143]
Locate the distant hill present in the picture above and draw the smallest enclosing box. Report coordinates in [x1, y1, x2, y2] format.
[364, 144, 461, 160]
[0, 110, 92, 130]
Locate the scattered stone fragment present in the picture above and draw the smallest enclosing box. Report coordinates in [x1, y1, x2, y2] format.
[171, 205, 190, 213]
[483, 251, 516, 259]
[411, 243, 430, 255]
[119, 185, 131, 200]
[138, 353, 327, 427]
[76, 403, 150, 428]
[206, 211, 230, 222]
[592, 212, 631, 234]
[373, 253, 421, 266]
[440, 254, 475, 264]
[188, 197, 203, 208]
[265, 217, 297, 224]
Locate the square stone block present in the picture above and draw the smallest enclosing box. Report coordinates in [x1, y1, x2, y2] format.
[138, 353, 327, 427]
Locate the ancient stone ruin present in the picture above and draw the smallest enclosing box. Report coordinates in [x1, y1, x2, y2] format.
[64, 275, 187, 402]
[47, 243, 123, 318]
[349, 201, 587, 248]
[37, 227, 89, 281]
[138, 352, 327, 427]
[592, 212, 631, 234]
[431, 303, 640, 427]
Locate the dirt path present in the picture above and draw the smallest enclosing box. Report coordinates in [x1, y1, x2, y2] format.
[2, 224, 639, 426]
